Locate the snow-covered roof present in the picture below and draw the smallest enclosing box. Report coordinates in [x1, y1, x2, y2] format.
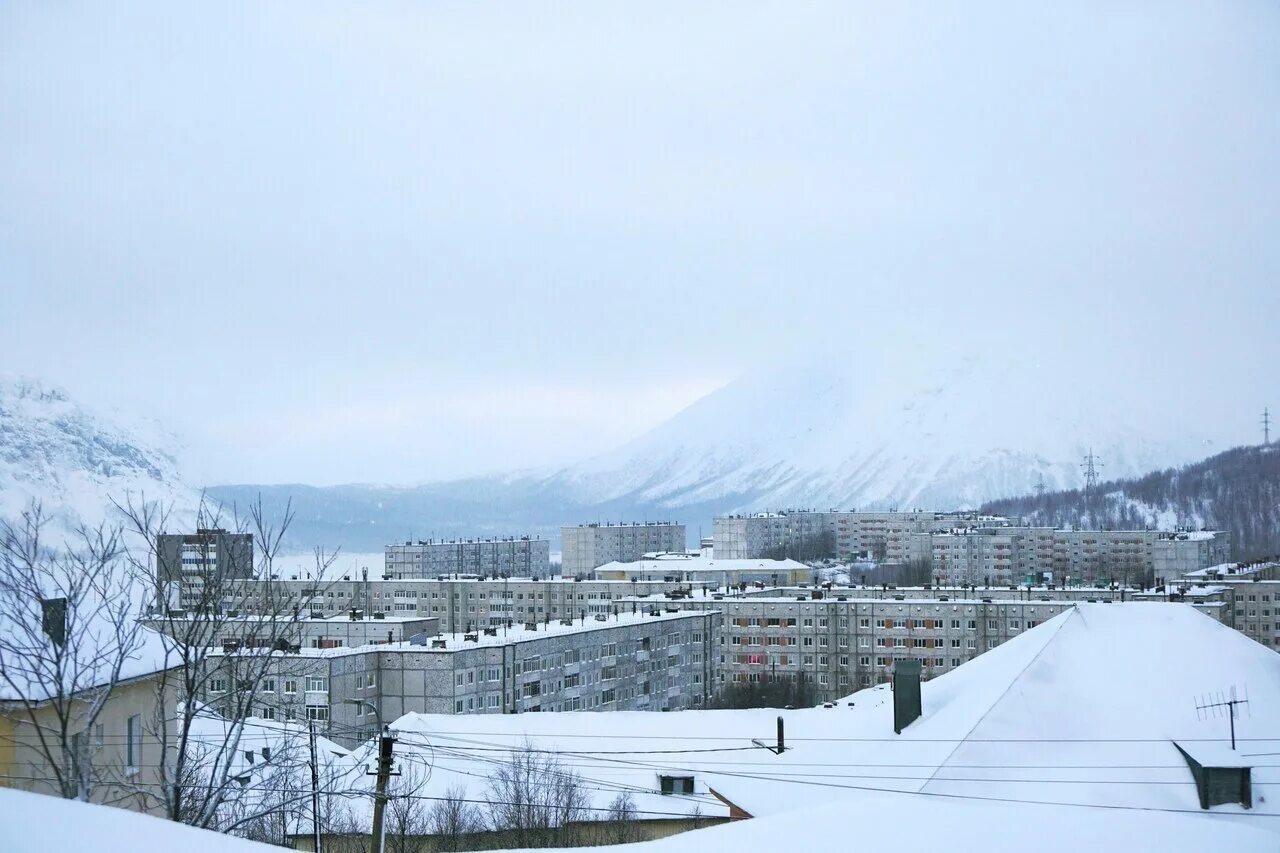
[596, 556, 808, 575]
[211, 610, 711, 659]
[549, 794, 1278, 853]
[0, 787, 280, 853]
[1185, 561, 1279, 579]
[384, 603, 1279, 843]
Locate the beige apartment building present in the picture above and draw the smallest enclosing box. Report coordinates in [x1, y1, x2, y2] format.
[0, 663, 179, 816]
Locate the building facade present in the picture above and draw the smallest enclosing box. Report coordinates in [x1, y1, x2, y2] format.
[561, 522, 687, 575]
[206, 610, 722, 746]
[157, 528, 254, 609]
[916, 528, 1230, 586]
[0, 667, 179, 816]
[222, 575, 694, 633]
[713, 511, 993, 561]
[639, 584, 1231, 703]
[385, 537, 551, 579]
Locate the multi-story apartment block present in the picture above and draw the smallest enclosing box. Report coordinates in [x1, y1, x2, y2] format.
[205, 610, 721, 746]
[157, 528, 254, 609]
[639, 585, 1231, 703]
[385, 537, 551, 579]
[714, 511, 993, 561]
[221, 575, 695, 633]
[146, 612, 440, 650]
[561, 522, 687, 575]
[913, 527, 1230, 586]
[595, 553, 811, 586]
[1153, 531, 1233, 578]
[1180, 559, 1280, 649]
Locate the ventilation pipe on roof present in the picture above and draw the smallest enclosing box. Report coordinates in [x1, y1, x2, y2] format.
[893, 659, 923, 734]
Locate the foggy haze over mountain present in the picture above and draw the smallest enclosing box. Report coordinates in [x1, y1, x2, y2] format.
[3, 1, 1278, 489]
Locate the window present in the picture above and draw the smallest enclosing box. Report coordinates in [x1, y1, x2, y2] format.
[659, 775, 695, 795]
[210, 678, 227, 693]
[126, 714, 140, 769]
[262, 678, 276, 693]
[306, 676, 327, 692]
[284, 680, 298, 695]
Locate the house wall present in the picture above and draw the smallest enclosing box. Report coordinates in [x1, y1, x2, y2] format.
[0, 670, 178, 816]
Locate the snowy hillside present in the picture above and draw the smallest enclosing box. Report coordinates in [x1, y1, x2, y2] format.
[210, 350, 1256, 550]
[983, 444, 1280, 559]
[543, 352, 1226, 513]
[0, 377, 198, 534]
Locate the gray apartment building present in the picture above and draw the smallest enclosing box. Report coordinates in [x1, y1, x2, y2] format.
[146, 612, 440, 650]
[157, 528, 254, 609]
[561, 522, 687, 575]
[1180, 559, 1280, 650]
[221, 574, 696, 633]
[916, 527, 1230, 586]
[636, 582, 1232, 703]
[385, 536, 551, 579]
[713, 511, 992, 562]
[205, 609, 721, 746]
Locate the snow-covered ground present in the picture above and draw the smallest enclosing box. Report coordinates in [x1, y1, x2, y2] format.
[0, 787, 280, 852]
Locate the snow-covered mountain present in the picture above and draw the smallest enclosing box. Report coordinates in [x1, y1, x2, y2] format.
[0, 377, 198, 535]
[539, 352, 1224, 514]
[210, 349, 1248, 550]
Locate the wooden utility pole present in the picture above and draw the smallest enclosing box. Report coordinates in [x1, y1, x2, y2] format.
[370, 726, 396, 853]
[308, 721, 322, 853]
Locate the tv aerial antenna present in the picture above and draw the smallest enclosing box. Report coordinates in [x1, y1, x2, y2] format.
[1195, 684, 1250, 750]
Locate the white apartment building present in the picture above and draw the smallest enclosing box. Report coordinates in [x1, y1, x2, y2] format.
[385, 536, 551, 578]
[560, 522, 686, 575]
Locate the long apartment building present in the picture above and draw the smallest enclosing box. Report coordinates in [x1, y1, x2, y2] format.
[221, 574, 696, 633]
[385, 536, 551, 578]
[637, 585, 1230, 704]
[205, 609, 721, 746]
[919, 528, 1230, 586]
[561, 522, 686, 575]
[1180, 559, 1280, 649]
[714, 511, 994, 561]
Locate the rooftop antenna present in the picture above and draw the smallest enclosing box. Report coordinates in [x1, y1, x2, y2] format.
[1195, 685, 1251, 750]
[1081, 449, 1103, 494]
[1263, 407, 1272, 446]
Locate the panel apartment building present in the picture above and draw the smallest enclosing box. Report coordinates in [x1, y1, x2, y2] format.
[561, 522, 687, 575]
[222, 574, 696, 633]
[205, 609, 721, 746]
[1181, 559, 1280, 650]
[385, 536, 551, 578]
[918, 528, 1230, 586]
[156, 528, 254, 609]
[638, 585, 1230, 703]
[714, 511, 993, 562]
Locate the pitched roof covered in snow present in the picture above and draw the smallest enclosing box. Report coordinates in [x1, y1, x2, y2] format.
[385, 603, 1280, 844]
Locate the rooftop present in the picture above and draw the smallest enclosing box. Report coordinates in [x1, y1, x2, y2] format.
[213, 608, 714, 659]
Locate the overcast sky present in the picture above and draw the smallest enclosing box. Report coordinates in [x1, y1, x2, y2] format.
[2, 2, 1277, 486]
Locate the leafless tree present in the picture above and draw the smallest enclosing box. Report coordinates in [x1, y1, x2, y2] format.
[428, 784, 485, 852]
[0, 502, 149, 803]
[603, 791, 642, 845]
[486, 742, 589, 848]
[115, 492, 340, 829]
[385, 765, 433, 853]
